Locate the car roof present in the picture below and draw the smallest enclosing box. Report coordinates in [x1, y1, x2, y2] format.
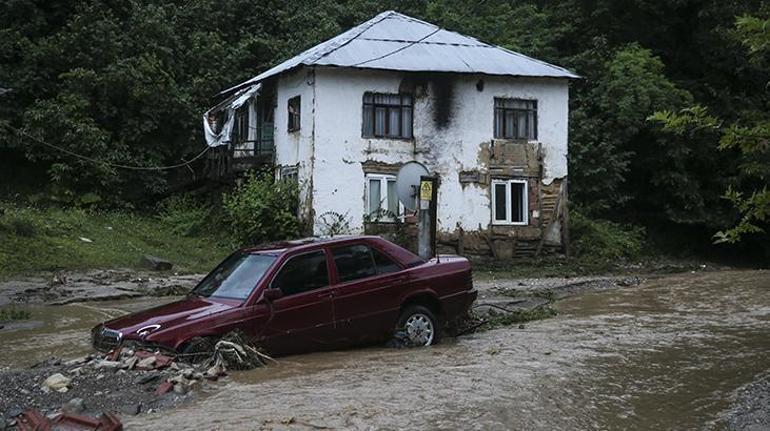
[243, 235, 383, 255]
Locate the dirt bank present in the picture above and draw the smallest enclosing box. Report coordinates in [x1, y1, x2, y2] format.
[0, 269, 203, 306]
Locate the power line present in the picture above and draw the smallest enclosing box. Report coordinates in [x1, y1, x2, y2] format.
[351, 0, 489, 68]
[3, 123, 211, 171]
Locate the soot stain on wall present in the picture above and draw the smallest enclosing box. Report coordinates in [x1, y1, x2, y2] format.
[399, 73, 455, 130]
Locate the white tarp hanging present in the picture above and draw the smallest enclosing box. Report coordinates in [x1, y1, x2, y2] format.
[203, 83, 261, 147]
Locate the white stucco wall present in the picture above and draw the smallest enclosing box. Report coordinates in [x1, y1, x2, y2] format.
[273, 68, 316, 218]
[272, 66, 569, 235]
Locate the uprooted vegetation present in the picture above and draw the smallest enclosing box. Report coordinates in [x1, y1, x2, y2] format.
[470, 304, 558, 332]
[0, 305, 31, 322]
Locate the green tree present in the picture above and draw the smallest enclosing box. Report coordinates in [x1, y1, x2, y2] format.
[650, 12, 770, 244]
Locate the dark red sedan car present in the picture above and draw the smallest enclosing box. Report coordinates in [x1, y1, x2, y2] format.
[92, 236, 476, 356]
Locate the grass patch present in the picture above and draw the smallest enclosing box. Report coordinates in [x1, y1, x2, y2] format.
[0, 306, 31, 322]
[0, 204, 234, 279]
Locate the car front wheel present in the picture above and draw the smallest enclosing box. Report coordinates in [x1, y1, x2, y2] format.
[397, 305, 439, 346]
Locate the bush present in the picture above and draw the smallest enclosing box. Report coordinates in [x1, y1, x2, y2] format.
[158, 194, 212, 237]
[222, 173, 300, 245]
[570, 210, 646, 265]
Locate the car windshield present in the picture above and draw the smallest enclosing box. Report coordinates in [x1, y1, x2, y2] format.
[191, 252, 276, 300]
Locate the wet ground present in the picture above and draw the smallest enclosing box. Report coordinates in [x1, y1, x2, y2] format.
[122, 270, 767, 430]
[1, 270, 768, 430]
[0, 297, 179, 369]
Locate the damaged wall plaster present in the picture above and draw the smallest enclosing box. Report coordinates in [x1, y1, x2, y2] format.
[281, 66, 569, 236]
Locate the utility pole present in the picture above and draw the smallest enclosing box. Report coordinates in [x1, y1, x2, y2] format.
[417, 176, 438, 260]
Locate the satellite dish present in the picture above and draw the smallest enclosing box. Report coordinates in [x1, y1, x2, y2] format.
[396, 161, 429, 211]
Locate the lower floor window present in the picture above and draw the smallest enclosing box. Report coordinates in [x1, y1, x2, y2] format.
[366, 173, 401, 221]
[492, 179, 528, 225]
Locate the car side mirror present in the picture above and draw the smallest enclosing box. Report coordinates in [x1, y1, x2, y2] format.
[263, 288, 283, 302]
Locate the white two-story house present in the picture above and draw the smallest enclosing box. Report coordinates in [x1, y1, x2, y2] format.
[204, 11, 579, 258]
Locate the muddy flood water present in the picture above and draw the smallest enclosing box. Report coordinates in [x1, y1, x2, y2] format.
[2, 270, 768, 430]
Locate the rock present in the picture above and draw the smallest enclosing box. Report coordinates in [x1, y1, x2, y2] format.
[95, 360, 122, 369]
[168, 374, 188, 385]
[155, 381, 174, 396]
[42, 373, 71, 392]
[173, 382, 188, 394]
[122, 403, 142, 415]
[69, 367, 83, 376]
[140, 255, 173, 271]
[137, 356, 156, 369]
[64, 356, 88, 366]
[62, 398, 85, 414]
[134, 373, 161, 385]
[124, 356, 139, 370]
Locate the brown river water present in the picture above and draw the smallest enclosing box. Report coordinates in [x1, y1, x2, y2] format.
[1, 270, 768, 430]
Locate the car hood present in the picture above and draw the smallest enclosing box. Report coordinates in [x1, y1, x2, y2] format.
[103, 296, 237, 336]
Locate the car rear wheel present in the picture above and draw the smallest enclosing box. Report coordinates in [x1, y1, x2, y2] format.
[397, 305, 439, 346]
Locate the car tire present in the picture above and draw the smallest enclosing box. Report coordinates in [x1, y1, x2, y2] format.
[397, 305, 440, 346]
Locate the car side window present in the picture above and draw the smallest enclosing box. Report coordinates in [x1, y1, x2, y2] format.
[272, 251, 329, 296]
[372, 248, 401, 274]
[332, 245, 377, 283]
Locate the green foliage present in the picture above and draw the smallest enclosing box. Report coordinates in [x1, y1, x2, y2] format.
[1, 0, 769, 260]
[316, 211, 352, 237]
[735, 14, 770, 56]
[570, 210, 646, 265]
[650, 11, 769, 245]
[222, 173, 300, 245]
[0, 203, 231, 278]
[569, 43, 694, 215]
[157, 194, 212, 237]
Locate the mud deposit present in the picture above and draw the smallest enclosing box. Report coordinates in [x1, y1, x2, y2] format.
[120, 270, 768, 430]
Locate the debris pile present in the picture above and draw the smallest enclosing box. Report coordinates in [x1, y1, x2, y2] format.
[1, 332, 273, 427]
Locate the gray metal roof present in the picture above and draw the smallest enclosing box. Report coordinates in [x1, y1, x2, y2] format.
[224, 11, 578, 93]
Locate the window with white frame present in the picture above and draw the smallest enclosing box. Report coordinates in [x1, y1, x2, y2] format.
[491, 179, 528, 225]
[365, 174, 402, 221]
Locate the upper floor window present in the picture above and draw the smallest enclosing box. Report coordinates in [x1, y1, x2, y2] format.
[494, 98, 537, 140]
[234, 106, 249, 144]
[492, 179, 529, 225]
[287, 96, 300, 132]
[362, 92, 413, 139]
